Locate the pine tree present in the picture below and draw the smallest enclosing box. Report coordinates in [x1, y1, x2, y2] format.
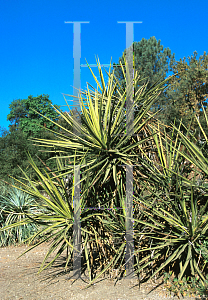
[110, 36, 175, 121]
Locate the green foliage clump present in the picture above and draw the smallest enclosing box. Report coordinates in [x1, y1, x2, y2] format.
[7, 94, 61, 137]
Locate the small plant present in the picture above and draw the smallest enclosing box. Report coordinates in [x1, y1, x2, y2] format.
[0, 180, 45, 247]
[163, 271, 199, 298]
[164, 271, 208, 299]
[195, 274, 208, 299]
[196, 239, 208, 264]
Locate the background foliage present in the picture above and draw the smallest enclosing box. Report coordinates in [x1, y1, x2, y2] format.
[0, 95, 78, 184]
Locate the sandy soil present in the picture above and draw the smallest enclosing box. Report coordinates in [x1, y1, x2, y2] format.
[0, 241, 201, 300]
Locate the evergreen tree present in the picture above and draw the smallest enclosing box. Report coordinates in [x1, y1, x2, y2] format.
[110, 36, 175, 121]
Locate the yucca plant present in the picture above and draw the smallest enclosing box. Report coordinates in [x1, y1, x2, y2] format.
[0, 154, 109, 275]
[168, 105, 208, 187]
[112, 107, 208, 286]
[0, 56, 178, 285]
[28, 56, 175, 193]
[132, 173, 208, 284]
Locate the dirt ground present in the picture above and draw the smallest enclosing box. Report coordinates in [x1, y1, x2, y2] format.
[0, 241, 202, 300]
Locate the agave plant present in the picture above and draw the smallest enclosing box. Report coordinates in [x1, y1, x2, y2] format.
[0, 180, 44, 247]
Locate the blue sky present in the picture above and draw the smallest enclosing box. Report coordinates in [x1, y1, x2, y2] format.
[0, 0, 208, 131]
